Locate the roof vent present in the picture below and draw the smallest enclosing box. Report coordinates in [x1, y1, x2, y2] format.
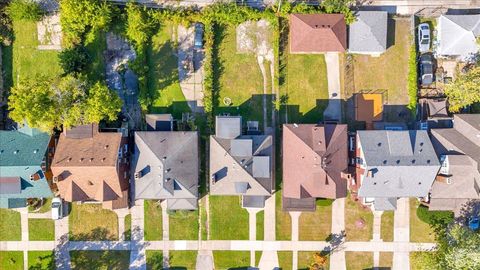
[104, 145, 109, 149]
[377, 143, 382, 147]
[163, 156, 167, 160]
[412, 159, 416, 164]
[418, 182, 422, 185]
[427, 159, 431, 164]
[89, 158, 94, 162]
[88, 181, 94, 186]
[79, 158, 84, 162]
[0, 150, 3, 154]
[33, 149, 39, 154]
[102, 158, 106, 162]
[420, 142, 424, 146]
[383, 160, 387, 164]
[67, 158, 71, 162]
[396, 160, 400, 164]
[293, 123, 298, 128]
[373, 182, 377, 185]
[13, 150, 18, 154]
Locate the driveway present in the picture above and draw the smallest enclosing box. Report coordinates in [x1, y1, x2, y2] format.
[323, 53, 342, 121]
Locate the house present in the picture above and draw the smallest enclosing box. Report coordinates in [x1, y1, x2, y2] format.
[437, 14, 480, 60]
[430, 114, 480, 213]
[282, 124, 349, 212]
[209, 116, 273, 208]
[51, 124, 129, 210]
[289, 13, 347, 53]
[348, 11, 388, 55]
[0, 126, 53, 208]
[132, 114, 198, 210]
[356, 130, 440, 211]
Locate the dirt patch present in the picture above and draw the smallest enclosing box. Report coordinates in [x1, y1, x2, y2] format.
[37, 13, 62, 50]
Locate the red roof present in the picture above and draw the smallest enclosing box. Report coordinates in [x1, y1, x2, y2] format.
[289, 13, 347, 53]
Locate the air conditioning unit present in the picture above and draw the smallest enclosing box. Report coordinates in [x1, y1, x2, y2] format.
[30, 174, 34, 181]
[446, 178, 452, 185]
[53, 176, 59, 183]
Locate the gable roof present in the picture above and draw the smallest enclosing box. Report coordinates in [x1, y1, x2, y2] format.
[282, 124, 348, 200]
[0, 127, 50, 167]
[438, 14, 480, 58]
[357, 130, 440, 198]
[133, 131, 198, 203]
[348, 11, 388, 53]
[289, 13, 347, 53]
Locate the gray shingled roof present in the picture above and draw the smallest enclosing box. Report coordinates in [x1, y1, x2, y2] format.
[373, 197, 397, 211]
[357, 130, 440, 199]
[216, 116, 242, 139]
[133, 131, 198, 209]
[348, 11, 388, 53]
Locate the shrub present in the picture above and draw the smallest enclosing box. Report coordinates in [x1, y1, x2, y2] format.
[59, 45, 91, 75]
[417, 204, 454, 225]
[125, 3, 156, 48]
[407, 43, 418, 114]
[6, 0, 42, 22]
[316, 198, 334, 207]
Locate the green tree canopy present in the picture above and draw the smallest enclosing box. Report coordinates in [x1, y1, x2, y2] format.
[445, 66, 480, 112]
[8, 75, 122, 132]
[6, 0, 43, 22]
[59, 0, 114, 46]
[125, 2, 156, 48]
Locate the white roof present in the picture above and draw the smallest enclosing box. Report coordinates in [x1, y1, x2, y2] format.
[437, 15, 480, 59]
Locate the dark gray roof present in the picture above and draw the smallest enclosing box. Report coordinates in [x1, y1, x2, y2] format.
[252, 156, 270, 178]
[0, 177, 21, 195]
[133, 131, 198, 208]
[242, 196, 266, 208]
[231, 139, 253, 157]
[357, 130, 440, 199]
[348, 11, 388, 53]
[215, 116, 242, 139]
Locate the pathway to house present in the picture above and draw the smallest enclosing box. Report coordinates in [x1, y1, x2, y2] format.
[372, 211, 383, 268]
[323, 52, 342, 121]
[330, 198, 346, 270]
[258, 194, 277, 269]
[54, 203, 70, 270]
[393, 198, 411, 270]
[289, 211, 301, 269]
[161, 200, 170, 269]
[129, 199, 146, 270]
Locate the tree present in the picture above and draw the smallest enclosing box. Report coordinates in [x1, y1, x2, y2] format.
[6, 0, 42, 22]
[444, 66, 480, 112]
[85, 82, 122, 123]
[59, 0, 114, 46]
[309, 252, 328, 270]
[125, 2, 156, 48]
[59, 45, 91, 75]
[0, 7, 13, 45]
[321, 0, 356, 24]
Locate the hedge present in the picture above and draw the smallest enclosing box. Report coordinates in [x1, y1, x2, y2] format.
[407, 43, 418, 114]
[417, 205, 454, 225]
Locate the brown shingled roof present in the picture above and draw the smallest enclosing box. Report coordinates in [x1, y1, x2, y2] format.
[289, 13, 347, 53]
[282, 124, 348, 201]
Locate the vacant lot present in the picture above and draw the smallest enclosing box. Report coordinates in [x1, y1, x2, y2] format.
[144, 200, 163, 241]
[299, 199, 333, 241]
[29, 219, 54, 241]
[70, 251, 130, 270]
[381, 211, 394, 242]
[345, 194, 373, 241]
[148, 24, 190, 118]
[410, 199, 435, 242]
[351, 18, 411, 106]
[69, 204, 118, 241]
[169, 210, 199, 240]
[0, 251, 23, 270]
[345, 252, 373, 270]
[0, 209, 21, 241]
[28, 251, 54, 270]
[213, 251, 250, 269]
[209, 196, 249, 240]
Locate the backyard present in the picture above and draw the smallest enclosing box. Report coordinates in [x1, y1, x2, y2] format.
[29, 219, 54, 241]
[299, 199, 333, 241]
[345, 252, 373, 270]
[345, 194, 373, 241]
[410, 199, 436, 242]
[209, 196, 249, 240]
[381, 211, 394, 242]
[69, 204, 118, 241]
[0, 209, 21, 241]
[169, 210, 199, 240]
[213, 251, 250, 269]
[144, 200, 163, 241]
[70, 251, 130, 270]
[147, 23, 190, 118]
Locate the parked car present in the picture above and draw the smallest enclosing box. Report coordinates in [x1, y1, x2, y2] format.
[418, 23, 431, 53]
[419, 53, 434, 87]
[51, 197, 63, 220]
[194, 23, 204, 49]
[469, 216, 479, 231]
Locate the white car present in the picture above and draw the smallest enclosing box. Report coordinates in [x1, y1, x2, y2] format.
[418, 23, 431, 53]
[51, 197, 63, 220]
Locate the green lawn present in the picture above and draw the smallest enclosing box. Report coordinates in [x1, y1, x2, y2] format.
[124, 214, 131, 241]
[345, 252, 373, 270]
[28, 251, 54, 270]
[169, 251, 197, 269]
[144, 200, 163, 241]
[379, 252, 393, 269]
[277, 251, 292, 270]
[11, 21, 61, 83]
[69, 204, 118, 241]
[0, 251, 23, 270]
[209, 196, 249, 240]
[29, 219, 54, 241]
[410, 199, 435, 243]
[351, 18, 411, 106]
[0, 208, 21, 241]
[169, 210, 199, 240]
[299, 199, 333, 241]
[410, 252, 430, 270]
[275, 191, 291, 240]
[146, 250, 163, 270]
[217, 24, 266, 127]
[85, 31, 107, 82]
[381, 211, 394, 242]
[213, 251, 250, 269]
[345, 194, 373, 241]
[256, 210, 264, 240]
[70, 251, 130, 270]
[148, 23, 190, 118]
[281, 52, 329, 124]
[28, 198, 51, 213]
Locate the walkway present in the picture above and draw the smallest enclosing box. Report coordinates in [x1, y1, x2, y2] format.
[323, 52, 342, 121]
[54, 202, 71, 270]
[330, 198, 346, 270]
[161, 201, 169, 269]
[372, 211, 383, 268]
[289, 211, 301, 269]
[393, 198, 410, 270]
[129, 200, 146, 270]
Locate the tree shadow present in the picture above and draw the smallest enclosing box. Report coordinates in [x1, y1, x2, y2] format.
[69, 227, 115, 241]
[279, 99, 338, 125]
[456, 199, 480, 225]
[28, 251, 55, 270]
[386, 15, 396, 50]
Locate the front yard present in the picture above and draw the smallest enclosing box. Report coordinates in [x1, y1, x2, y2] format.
[144, 200, 163, 241]
[379, 252, 393, 268]
[169, 210, 199, 240]
[209, 196, 249, 240]
[298, 251, 329, 270]
[275, 191, 291, 241]
[0, 251, 23, 270]
[29, 219, 54, 241]
[213, 251, 250, 269]
[410, 199, 435, 242]
[70, 251, 130, 270]
[345, 195, 373, 241]
[0, 209, 21, 241]
[299, 199, 333, 241]
[169, 250, 198, 269]
[381, 211, 394, 242]
[345, 252, 373, 270]
[277, 251, 293, 270]
[28, 251, 54, 270]
[69, 204, 118, 241]
[146, 250, 163, 270]
[256, 210, 264, 240]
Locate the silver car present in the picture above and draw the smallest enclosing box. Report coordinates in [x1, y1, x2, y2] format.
[418, 23, 430, 53]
